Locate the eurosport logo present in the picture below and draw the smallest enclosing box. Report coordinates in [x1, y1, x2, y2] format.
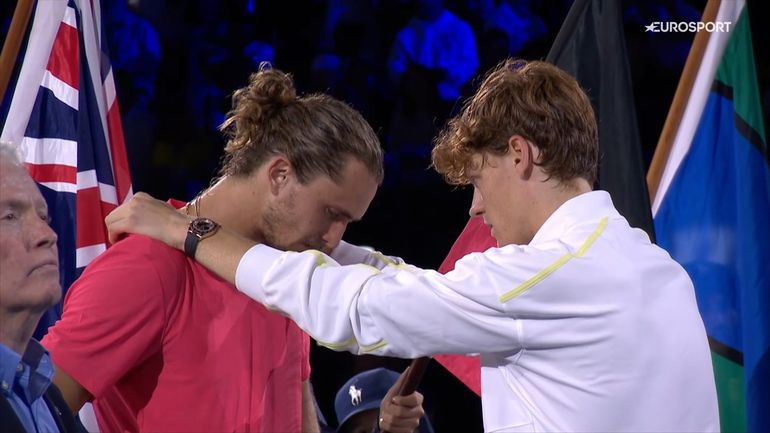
[645, 21, 732, 32]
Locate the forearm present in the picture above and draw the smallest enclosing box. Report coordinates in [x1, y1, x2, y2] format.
[105, 192, 253, 285]
[331, 241, 404, 268]
[235, 246, 519, 358]
[195, 235, 400, 289]
[235, 245, 380, 353]
[301, 381, 321, 433]
[193, 224, 255, 285]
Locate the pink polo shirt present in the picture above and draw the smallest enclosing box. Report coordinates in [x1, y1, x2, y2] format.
[43, 231, 310, 432]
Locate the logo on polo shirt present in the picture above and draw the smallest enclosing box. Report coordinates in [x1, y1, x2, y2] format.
[349, 385, 362, 406]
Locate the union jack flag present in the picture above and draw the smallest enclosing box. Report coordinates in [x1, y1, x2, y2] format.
[1, 0, 133, 335]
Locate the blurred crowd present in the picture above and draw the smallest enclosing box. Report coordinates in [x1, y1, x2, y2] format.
[106, 0, 555, 198]
[92, 0, 766, 209]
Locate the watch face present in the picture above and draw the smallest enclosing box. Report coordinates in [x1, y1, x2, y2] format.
[191, 218, 219, 236]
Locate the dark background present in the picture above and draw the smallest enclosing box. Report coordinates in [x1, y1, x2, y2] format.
[2, 0, 768, 431]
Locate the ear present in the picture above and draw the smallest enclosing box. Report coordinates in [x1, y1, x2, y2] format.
[266, 156, 293, 195]
[508, 135, 534, 179]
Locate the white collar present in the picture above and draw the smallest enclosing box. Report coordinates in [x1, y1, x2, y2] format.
[529, 190, 619, 246]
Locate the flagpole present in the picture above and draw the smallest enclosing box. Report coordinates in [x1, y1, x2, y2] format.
[379, 357, 431, 433]
[646, 0, 720, 203]
[397, 357, 431, 396]
[0, 0, 35, 105]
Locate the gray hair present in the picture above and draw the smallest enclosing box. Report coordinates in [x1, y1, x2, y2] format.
[0, 141, 23, 166]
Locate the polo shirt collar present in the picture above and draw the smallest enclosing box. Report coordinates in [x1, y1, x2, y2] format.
[529, 190, 619, 246]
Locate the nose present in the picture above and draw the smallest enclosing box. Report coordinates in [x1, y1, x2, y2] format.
[468, 188, 485, 217]
[29, 214, 58, 250]
[322, 220, 348, 251]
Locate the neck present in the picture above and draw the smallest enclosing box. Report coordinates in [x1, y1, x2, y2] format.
[0, 310, 40, 355]
[527, 177, 592, 239]
[186, 175, 267, 242]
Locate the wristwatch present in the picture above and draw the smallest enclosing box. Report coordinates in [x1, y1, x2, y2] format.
[184, 217, 220, 258]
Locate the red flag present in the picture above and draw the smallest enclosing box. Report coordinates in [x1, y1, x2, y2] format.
[434, 217, 496, 396]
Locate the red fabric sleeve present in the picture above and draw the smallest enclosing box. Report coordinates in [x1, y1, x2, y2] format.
[42, 235, 186, 397]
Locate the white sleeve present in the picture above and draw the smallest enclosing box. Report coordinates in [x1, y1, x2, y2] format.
[330, 241, 404, 269]
[234, 243, 551, 358]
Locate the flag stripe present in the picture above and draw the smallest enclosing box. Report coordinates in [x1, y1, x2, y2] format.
[76, 41, 115, 185]
[105, 99, 132, 201]
[21, 137, 78, 167]
[97, 182, 118, 204]
[75, 187, 111, 245]
[61, 5, 77, 28]
[24, 87, 79, 141]
[41, 70, 79, 110]
[104, 68, 116, 107]
[46, 17, 79, 90]
[26, 163, 78, 184]
[76, 169, 98, 189]
[735, 115, 766, 157]
[76, 244, 106, 269]
[39, 181, 78, 194]
[711, 351, 747, 433]
[710, 337, 744, 365]
[74, 170, 118, 204]
[711, 80, 768, 156]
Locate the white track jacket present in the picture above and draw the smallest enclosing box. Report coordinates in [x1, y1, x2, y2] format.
[235, 191, 719, 432]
